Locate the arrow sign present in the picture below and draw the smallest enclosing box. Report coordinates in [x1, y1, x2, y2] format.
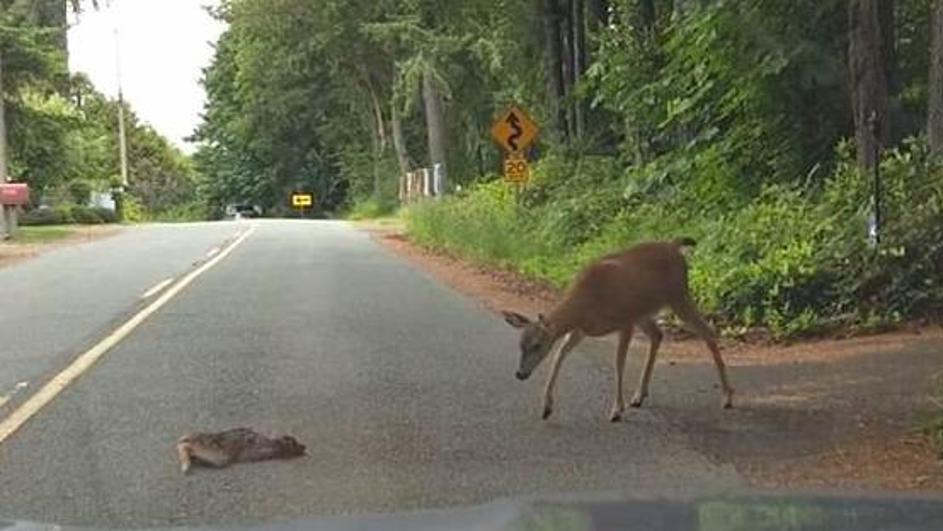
[491, 105, 538, 154]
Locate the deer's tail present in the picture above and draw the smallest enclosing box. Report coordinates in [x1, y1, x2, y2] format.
[673, 237, 697, 248]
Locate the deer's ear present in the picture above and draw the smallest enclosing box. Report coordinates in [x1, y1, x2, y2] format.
[502, 311, 531, 329]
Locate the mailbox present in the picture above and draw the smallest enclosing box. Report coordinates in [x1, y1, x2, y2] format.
[0, 183, 29, 206]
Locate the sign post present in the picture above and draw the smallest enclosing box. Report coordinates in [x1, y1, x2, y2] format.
[291, 192, 314, 217]
[490, 105, 539, 186]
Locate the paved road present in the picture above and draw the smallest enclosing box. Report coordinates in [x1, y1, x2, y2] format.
[2, 220, 745, 527]
[0, 222, 247, 397]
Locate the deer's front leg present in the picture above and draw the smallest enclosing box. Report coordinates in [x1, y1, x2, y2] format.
[630, 318, 663, 408]
[542, 331, 583, 420]
[609, 328, 633, 422]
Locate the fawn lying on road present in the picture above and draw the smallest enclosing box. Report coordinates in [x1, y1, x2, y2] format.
[176, 427, 306, 473]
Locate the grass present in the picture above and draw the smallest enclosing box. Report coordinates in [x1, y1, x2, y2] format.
[11, 225, 75, 244]
[346, 198, 398, 221]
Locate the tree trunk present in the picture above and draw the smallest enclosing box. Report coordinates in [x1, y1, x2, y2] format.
[541, 0, 568, 140]
[878, 0, 907, 143]
[422, 70, 447, 189]
[368, 87, 388, 153]
[848, 0, 890, 174]
[929, 0, 943, 157]
[587, 0, 608, 27]
[390, 102, 411, 175]
[560, 0, 578, 140]
[0, 50, 11, 238]
[572, 0, 586, 139]
[367, 87, 387, 198]
[640, 0, 656, 31]
[565, 0, 586, 138]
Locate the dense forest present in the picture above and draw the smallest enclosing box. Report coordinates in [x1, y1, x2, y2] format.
[1, 0, 198, 223]
[198, 0, 943, 338]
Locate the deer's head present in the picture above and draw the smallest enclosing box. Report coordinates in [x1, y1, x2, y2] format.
[502, 311, 556, 381]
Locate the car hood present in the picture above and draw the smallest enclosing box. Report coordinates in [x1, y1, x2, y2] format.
[4, 491, 943, 531]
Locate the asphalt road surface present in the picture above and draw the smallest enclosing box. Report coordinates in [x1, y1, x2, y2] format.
[1, 220, 747, 528]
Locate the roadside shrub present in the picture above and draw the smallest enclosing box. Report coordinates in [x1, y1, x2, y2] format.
[90, 206, 118, 223]
[121, 195, 146, 223]
[69, 205, 110, 224]
[147, 201, 208, 222]
[347, 197, 396, 220]
[67, 180, 93, 205]
[404, 137, 943, 340]
[19, 207, 70, 226]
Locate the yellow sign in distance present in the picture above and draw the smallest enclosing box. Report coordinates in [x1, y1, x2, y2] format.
[503, 153, 530, 185]
[490, 105, 539, 154]
[291, 193, 313, 208]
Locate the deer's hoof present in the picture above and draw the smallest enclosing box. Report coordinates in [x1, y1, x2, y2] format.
[541, 406, 553, 420]
[609, 410, 623, 422]
[722, 390, 735, 409]
[629, 394, 645, 408]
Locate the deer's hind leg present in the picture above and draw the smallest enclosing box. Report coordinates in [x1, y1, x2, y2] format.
[671, 295, 734, 408]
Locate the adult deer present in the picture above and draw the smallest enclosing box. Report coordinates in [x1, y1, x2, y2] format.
[502, 238, 733, 421]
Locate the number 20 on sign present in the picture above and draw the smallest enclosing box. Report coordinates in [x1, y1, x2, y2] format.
[503, 154, 530, 185]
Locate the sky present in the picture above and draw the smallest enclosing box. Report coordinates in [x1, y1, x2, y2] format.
[67, 0, 226, 153]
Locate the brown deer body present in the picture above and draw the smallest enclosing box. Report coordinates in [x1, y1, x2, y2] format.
[176, 428, 306, 473]
[502, 238, 733, 421]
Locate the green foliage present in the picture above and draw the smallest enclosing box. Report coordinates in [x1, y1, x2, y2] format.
[0, 3, 196, 221]
[347, 197, 397, 220]
[194, 0, 940, 339]
[67, 180, 93, 204]
[19, 206, 71, 226]
[20, 204, 118, 226]
[68, 204, 116, 224]
[407, 138, 943, 339]
[121, 194, 147, 223]
[144, 201, 208, 223]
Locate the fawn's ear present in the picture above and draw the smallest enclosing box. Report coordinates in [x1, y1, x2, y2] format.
[502, 311, 531, 329]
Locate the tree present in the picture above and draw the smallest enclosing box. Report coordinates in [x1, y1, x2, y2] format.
[848, 0, 891, 175]
[930, 0, 943, 156]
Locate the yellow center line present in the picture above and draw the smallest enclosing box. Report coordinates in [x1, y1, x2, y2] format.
[141, 277, 175, 299]
[0, 225, 256, 446]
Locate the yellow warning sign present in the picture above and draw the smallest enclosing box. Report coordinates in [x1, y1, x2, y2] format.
[291, 193, 313, 208]
[491, 105, 539, 154]
[503, 153, 530, 185]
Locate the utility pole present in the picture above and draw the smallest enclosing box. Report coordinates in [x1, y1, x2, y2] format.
[0, 49, 14, 239]
[113, 23, 129, 220]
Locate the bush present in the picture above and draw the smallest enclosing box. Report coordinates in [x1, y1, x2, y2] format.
[405, 138, 943, 340]
[20, 206, 71, 226]
[347, 197, 397, 220]
[68, 205, 105, 224]
[147, 201, 208, 222]
[121, 195, 146, 223]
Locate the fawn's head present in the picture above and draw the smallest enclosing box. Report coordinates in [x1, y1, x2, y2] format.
[276, 436, 307, 457]
[502, 311, 556, 381]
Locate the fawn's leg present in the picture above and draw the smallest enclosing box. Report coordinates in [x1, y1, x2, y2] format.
[542, 331, 584, 420]
[610, 326, 633, 421]
[630, 318, 664, 408]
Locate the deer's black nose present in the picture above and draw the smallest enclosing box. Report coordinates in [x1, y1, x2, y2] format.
[515, 370, 529, 381]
